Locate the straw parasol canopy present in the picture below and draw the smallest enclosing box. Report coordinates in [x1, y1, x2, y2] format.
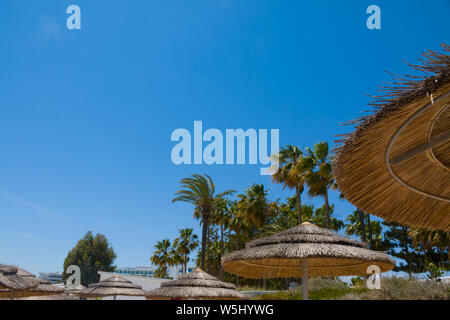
[221, 222, 395, 299]
[64, 284, 86, 295]
[0, 267, 64, 298]
[16, 294, 80, 300]
[78, 275, 146, 300]
[0, 264, 39, 299]
[334, 44, 450, 231]
[145, 268, 248, 300]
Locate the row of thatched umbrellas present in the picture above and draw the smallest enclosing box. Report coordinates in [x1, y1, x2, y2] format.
[0, 222, 395, 300]
[0, 264, 245, 300]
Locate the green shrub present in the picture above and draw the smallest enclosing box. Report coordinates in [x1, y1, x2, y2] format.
[362, 277, 449, 300]
[253, 277, 449, 300]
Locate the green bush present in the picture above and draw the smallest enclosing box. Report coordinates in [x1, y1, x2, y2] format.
[253, 277, 449, 300]
[254, 278, 368, 300]
[362, 277, 449, 300]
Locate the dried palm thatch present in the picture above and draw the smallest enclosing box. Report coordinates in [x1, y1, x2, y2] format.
[222, 222, 395, 278]
[222, 222, 395, 300]
[64, 284, 86, 295]
[0, 267, 64, 298]
[146, 269, 248, 300]
[334, 44, 450, 231]
[0, 264, 39, 299]
[78, 275, 146, 299]
[15, 294, 80, 300]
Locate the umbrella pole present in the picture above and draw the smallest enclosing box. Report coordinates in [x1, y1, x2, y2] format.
[302, 258, 309, 300]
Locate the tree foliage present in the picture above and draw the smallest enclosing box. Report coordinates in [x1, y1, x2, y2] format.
[63, 231, 116, 286]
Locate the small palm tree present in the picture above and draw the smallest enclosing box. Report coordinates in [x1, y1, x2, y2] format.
[150, 239, 171, 278]
[174, 228, 199, 274]
[345, 209, 367, 243]
[172, 174, 234, 270]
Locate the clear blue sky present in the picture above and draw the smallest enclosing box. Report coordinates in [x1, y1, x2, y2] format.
[0, 1, 448, 275]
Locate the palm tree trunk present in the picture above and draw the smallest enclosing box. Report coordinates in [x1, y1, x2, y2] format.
[296, 186, 302, 224]
[220, 224, 224, 280]
[367, 213, 374, 250]
[206, 217, 211, 273]
[324, 190, 330, 229]
[201, 215, 207, 270]
[357, 209, 367, 243]
[235, 226, 240, 286]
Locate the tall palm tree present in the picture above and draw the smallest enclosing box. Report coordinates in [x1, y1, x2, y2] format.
[272, 145, 310, 224]
[150, 239, 171, 278]
[172, 174, 234, 270]
[305, 142, 335, 229]
[173, 228, 199, 274]
[211, 196, 230, 280]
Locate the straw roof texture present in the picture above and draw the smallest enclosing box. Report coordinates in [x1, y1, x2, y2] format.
[15, 294, 80, 300]
[146, 269, 248, 300]
[64, 284, 86, 295]
[222, 223, 395, 278]
[78, 275, 146, 298]
[0, 264, 38, 293]
[334, 44, 450, 231]
[0, 267, 64, 298]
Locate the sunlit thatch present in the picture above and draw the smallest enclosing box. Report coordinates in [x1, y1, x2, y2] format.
[146, 269, 248, 300]
[334, 44, 450, 231]
[222, 222, 395, 278]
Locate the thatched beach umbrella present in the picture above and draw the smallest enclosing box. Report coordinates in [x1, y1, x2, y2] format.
[334, 45, 450, 231]
[78, 275, 146, 300]
[64, 284, 86, 295]
[0, 267, 64, 298]
[146, 268, 248, 300]
[222, 222, 395, 299]
[0, 264, 39, 299]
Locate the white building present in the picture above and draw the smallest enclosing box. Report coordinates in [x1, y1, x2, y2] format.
[114, 265, 196, 279]
[39, 272, 63, 284]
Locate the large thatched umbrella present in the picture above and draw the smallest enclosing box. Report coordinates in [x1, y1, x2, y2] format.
[0, 264, 39, 299]
[78, 275, 146, 300]
[222, 222, 395, 299]
[334, 44, 450, 231]
[146, 268, 248, 300]
[12, 267, 64, 298]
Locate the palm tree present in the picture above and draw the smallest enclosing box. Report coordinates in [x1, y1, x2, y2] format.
[272, 145, 310, 224]
[211, 196, 230, 280]
[305, 142, 335, 229]
[172, 174, 234, 270]
[312, 204, 343, 231]
[345, 209, 367, 243]
[150, 239, 171, 278]
[237, 184, 272, 231]
[169, 240, 184, 273]
[174, 228, 199, 274]
[345, 209, 384, 249]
